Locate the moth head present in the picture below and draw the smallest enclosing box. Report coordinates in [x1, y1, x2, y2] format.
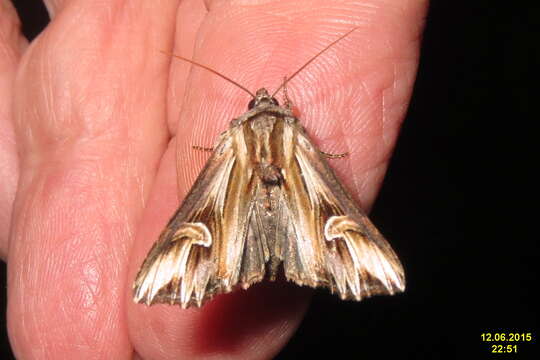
[248, 88, 279, 110]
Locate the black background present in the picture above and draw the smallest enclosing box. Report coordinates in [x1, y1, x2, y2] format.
[1, 1, 536, 359]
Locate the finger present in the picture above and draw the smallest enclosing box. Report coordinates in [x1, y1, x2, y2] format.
[177, 0, 427, 210]
[7, 1, 179, 359]
[0, 0, 26, 258]
[166, 0, 208, 134]
[128, 0, 427, 359]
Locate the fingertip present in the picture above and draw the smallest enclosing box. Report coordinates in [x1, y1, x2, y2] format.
[129, 281, 311, 360]
[189, 282, 311, 357]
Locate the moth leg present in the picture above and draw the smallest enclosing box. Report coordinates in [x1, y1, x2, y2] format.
[320, 150, 349, 159]
[192, 145, 214, 152]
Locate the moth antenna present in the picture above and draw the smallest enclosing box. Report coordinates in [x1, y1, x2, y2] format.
[162, 51, 256, 99]
[272, 26, 360, 97]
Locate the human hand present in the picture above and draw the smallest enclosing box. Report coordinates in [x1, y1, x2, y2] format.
[1, 0, 427, 358]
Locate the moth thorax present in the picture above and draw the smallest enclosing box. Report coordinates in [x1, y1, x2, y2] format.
[250, 115, 276, 134]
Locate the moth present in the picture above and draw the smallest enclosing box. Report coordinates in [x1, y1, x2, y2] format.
[133, 28, 405, 308]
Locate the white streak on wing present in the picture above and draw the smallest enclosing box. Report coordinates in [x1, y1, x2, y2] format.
[137, 223, 213, 304]
[325, 215, 404, 294]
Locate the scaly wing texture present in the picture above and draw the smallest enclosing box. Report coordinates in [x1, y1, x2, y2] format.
[277, 123, 405, 300]
[134, 117, 405, 308]
[133, 128, 268, 308]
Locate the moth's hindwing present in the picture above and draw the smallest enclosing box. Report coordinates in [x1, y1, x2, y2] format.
[133, 89, 405, 308]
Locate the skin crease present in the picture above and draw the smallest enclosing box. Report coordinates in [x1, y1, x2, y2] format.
[0, 0, 428, 359]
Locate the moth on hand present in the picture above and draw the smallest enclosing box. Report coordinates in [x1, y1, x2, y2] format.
[133, 28, 405, 308]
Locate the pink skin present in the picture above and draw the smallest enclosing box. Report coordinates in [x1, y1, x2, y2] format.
[0, 0, 427, 359]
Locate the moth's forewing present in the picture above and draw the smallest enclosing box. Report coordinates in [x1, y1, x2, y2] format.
[133, 129, 242, 308]
[281, 125, 405, 298]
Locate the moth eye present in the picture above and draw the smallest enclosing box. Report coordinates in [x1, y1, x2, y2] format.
[270, 97, 279, 106]
[248, 98, 257, 110]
